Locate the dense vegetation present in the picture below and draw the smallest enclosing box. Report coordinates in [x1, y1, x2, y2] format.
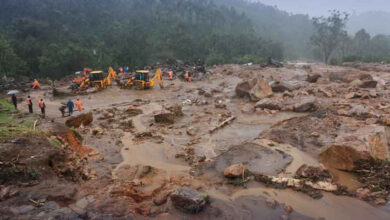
[0, 0, 283, 78]
[0, 0, 389, 79]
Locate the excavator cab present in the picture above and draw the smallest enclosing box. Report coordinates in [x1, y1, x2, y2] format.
[133, 70, 150, 89]
[90, 71, 107, 90]
[124, 69, 162, 90]
[72, 68, 92, 91]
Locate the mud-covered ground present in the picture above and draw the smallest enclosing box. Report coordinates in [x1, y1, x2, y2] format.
[2, 62, 390, 219]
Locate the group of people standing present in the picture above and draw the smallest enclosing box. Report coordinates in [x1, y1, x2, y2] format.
[21, 95, 46, 116]
[60, 98, 83, 117]
[11, 94, 83, 118]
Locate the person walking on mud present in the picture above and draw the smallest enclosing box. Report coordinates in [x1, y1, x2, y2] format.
[12, 94, 17, 110]
[26, 96, 33, 113]
[75, 98, 82, 113]
[67, 99, 74, 116]
[39, 99, 46, 117]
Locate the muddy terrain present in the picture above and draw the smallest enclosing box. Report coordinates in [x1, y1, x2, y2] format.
[1, 62, 390, 219]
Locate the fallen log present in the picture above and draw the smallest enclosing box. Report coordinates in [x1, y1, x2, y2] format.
[209, 116, 236, 133]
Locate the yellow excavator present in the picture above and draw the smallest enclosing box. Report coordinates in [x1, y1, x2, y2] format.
[73, 66, 118, 91]
[123, 68, 163, 90]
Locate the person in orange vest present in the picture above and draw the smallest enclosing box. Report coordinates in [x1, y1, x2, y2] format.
[185, 71, 191, 83]
[39, 99, 46, 117]
[32, 79, 41, 89]
[169, 70, 174, 80]
[75, 98, 82, 112]
[26, 96, 33, 113]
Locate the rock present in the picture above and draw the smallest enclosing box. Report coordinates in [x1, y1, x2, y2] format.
[119, 119, 133, 129]
[350, 79, 363, 87]
[211, 142, 293, 176]
[154, 111, 175, 124]
[345, 92, 360, 99]
[356, 188, 371, 200]
[241, 103, 255, 113]
[167, 104, 184, 117]
[124, 108, 143, 117]
[65, 112, 93, 128]
[265, 199, 279, 209]
[170, 187, 207, 213]
[360, 80, 377, 88]
[186, 127, 199, 136]
[204, 92, 212, 98]
[92, 127, 105, 135]
[369, 90, 377, 98]
[235, 79, 258, 98]
[374, 198, 387, 205]
[347, 104, 377, 119]
[249, 80, 273, 102]
[255, 98, 283, 110]
[329, 71, 373, 83]
[153, 191, 171, 206]
[283, 205, 294, 214]
[306, 74, 321, 83]
[223, 164, 248, 178]
[0, 186, 19, 201]
[319, 125, 389, 170]
[293, 96, 317, 112]
[271, 81, 296, 93]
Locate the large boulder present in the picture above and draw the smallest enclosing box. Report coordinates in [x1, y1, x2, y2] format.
[235, 78, 273, 102]
[306, 74, 321, 83]
[241, 103, 255, 113]
[360, 80, 377, 88]
[319, 125, 390, 170]
[293, 96, 317, 112]
[65, 112, 93, 128]
[235, 79, 258, 98]
[329, 71, 373, 83]
[249, 80, 273, 102]
[270, 81, 297, 93]
[170, 187, 207, 213]
[154, 111, 175, 124]
[255, 98, 283, 110]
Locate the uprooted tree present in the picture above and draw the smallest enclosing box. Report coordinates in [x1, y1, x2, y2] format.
[311, 10, 349, 64]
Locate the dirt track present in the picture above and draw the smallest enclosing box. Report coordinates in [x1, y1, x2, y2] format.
[2, 63, 390, 219]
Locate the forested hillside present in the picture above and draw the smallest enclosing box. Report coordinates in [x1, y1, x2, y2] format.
[213, 0, 314, 58]
[1, 0, 390, 79]
[0, 0, 282, 78]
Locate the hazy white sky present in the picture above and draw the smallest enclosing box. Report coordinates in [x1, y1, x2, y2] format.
[257, 0, 390, 16]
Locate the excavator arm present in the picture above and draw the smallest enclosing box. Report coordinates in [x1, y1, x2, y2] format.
[150, 68, 163, 88]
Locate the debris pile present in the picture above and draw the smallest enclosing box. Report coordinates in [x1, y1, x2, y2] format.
[65, 112, 93, 128]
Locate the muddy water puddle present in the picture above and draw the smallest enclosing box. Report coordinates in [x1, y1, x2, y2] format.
[207, 187, 390, 220]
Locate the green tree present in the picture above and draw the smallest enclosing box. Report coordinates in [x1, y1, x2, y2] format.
[311, 11, 349, 64]
[353, 29, 371, 55]
[0, 36, 26, 77]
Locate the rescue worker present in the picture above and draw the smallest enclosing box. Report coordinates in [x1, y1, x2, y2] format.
[75, 98, 82, 112]
[59, 105, 66, 117]
[26, 96, 33, 113]
[169, 70, 174, 80]
[32, 79, 41, 89]
[185, 71, 191, 83]
[67, 99, 74, 116]
[12, 94, 17, 110]
[39, 99, 46, 117]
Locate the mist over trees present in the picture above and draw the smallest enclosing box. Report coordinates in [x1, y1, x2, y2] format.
[0, 0, 389, 79]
